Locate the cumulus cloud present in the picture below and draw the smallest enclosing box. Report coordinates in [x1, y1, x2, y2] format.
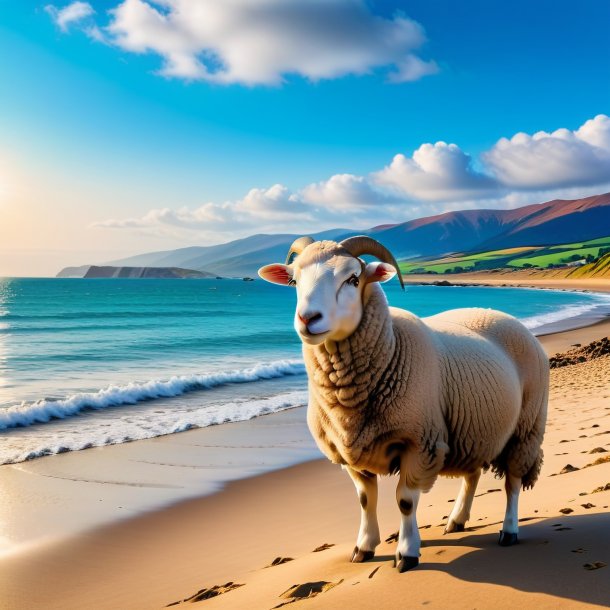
[374, 142, 499, 201]
[484, 114, 610, 190]
[301, 174, 399, 210]
[93, 184, 318, 238]
[45, 1, 95, 32]
[48, 0, 438, 85]
[237, 184, 312, 220]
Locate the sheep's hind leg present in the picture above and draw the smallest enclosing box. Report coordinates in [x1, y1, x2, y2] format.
[499, 473, 521, 546]
[445, 469, 481, 534]
[345, 467, 380, 562]
[394, 461, 421, 572]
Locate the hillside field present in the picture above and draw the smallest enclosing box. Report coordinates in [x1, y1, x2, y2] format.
[399, 236, 610, 275]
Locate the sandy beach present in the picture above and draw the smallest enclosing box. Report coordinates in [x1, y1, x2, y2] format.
[1, 279, 609, 610]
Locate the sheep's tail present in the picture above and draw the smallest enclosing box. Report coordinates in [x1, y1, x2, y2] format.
[521, 447, 543, 490]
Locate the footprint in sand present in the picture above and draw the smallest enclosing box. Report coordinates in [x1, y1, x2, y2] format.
[551, 524, 573, 531]
[584, 455, 610, 468]
[166, 582, 244, 606]
[552, 464, 579, 476]
[274, 580, 343, 608]
[267, 557, 294, 567]
[591, 483, 610, 493]
[312, 543, 335, 552]
[583, 562, 607, 571]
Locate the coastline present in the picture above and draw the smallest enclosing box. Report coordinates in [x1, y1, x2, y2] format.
[407, 274, 610, 336]
[1, 278, 609, 609]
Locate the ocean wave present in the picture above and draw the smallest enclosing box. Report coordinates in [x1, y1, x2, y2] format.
[0, 390, 309, 465]
[0, 359, 305, 431]
[521, 301, 600, 331]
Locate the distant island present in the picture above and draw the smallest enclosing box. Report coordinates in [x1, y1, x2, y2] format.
[56, 266, 219, 279]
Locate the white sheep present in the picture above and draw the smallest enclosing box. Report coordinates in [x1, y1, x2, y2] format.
[259, 236, 548, 572]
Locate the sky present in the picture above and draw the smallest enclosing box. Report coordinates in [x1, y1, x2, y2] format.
[1, 0, 609, 276]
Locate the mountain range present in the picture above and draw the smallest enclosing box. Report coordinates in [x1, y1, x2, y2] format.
[58, 193, 610, 278]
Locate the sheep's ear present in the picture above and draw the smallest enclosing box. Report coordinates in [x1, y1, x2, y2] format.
[258, 264, 294, 286]
[365, 261, 396, 284]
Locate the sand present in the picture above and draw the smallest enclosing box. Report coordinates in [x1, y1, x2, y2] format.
[1, 278, 609, 610]
[404, 272, 610, 294]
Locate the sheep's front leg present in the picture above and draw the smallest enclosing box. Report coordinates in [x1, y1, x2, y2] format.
[499, 473, 521, 546]
[395, 462, 421, 572]
[345, 467, 380, 562]
[445, 469, 481, 534]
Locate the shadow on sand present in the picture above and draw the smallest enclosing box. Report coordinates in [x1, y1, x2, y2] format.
[369, 512, 610, 607]
[374, 512, 609, 606]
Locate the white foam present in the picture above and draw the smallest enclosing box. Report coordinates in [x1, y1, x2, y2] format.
[0, 390, 309, 465]
[0, 359, 305, 431]
[521, 302, 599, 331]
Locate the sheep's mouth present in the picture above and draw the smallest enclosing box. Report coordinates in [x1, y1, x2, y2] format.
[298, 327, 330, 344]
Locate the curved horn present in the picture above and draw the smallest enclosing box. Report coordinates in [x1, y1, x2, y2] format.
[285, 236, 315, 265]
[340, 235, 404, 290]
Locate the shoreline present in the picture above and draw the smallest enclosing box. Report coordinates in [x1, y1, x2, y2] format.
[406, 275, 610, 336]
[404, 273, 610, 293]
[0, 293, 609, 608]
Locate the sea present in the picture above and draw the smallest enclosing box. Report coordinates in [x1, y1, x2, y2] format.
[1, 277, 609, 466]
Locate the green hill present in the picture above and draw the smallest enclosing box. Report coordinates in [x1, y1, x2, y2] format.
[400, 236, 610, 275]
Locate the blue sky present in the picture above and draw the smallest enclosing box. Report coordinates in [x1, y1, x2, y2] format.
[1, 0, 609, 275]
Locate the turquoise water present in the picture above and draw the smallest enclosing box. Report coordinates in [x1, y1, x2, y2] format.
[0, 277, 608, 464]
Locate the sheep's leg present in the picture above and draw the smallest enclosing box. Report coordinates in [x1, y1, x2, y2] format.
[395, 462, 421, 572]
[445, 469, 481, 534]
[345, 467, 380, 562]
[499, 473, 521, 546]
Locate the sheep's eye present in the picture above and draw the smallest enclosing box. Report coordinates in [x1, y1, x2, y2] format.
[347, 274, 359, 287]
[288, 278, 297, 286]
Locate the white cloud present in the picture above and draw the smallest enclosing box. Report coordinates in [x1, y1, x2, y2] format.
[49, 0, 438, 86]
[93, 184, 317, 238]
[483, 114, 610, 189]
[45, 1, 95, 32]
[374, 141, 499, 201]
[388, 55, 439, 83]
[301, 174, 399, 211]
[237, 184, 312, 220]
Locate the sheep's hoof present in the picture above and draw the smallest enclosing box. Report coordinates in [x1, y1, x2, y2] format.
[444, 521, 465, 534]
[350, 546, 375, 563]
[394, 554, 419, 573]
[498, 531, 519, 546]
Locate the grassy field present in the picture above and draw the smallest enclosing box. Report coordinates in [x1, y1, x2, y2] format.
[399, 236, 610, 275]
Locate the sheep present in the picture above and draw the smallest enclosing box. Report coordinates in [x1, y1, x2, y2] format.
[258, 235, 548, 572]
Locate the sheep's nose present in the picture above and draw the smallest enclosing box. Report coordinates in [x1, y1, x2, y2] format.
[298, 311, 323, 326]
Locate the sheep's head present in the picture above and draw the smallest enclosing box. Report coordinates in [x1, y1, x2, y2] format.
[258, 236, 403, 346]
